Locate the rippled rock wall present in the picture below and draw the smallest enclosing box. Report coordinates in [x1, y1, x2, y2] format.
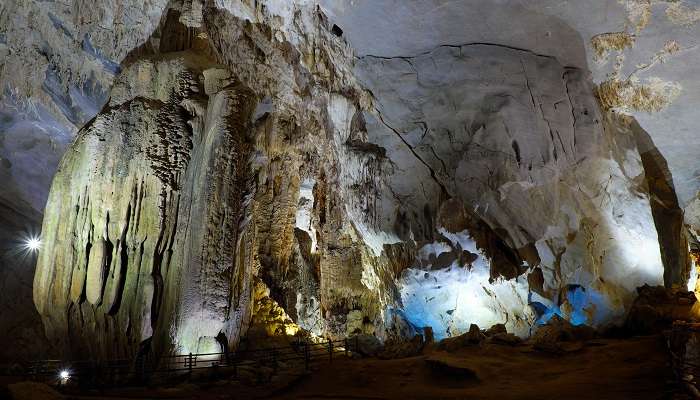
[31, 1, 385, 359]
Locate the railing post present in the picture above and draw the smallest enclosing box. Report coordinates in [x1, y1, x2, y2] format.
[135, 355, 144, 384]
[140, 356, 146, 384]
[109, 361, 115, 387]
[272, 349, 278, 374]
[344, 338, 349, 357]
[355, 335, 359, 354]
[93, 360, 100, 388]
[328, 338, 333, 363]
[188, 353, 193, 374]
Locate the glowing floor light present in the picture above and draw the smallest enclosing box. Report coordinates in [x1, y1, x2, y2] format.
[58, 369, 71, 385]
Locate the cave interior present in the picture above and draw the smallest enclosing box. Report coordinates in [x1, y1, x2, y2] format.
[2, 0, 700, 399]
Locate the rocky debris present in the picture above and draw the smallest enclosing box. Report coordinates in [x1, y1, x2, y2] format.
[436, 334, 471, 353]
[436, 324, 483, 352]
[424, 356, 479, 380]
[248, 279, 300, 338]
[379, 334, 425, 359]
[350, 334, 384, 357]
[423, 327, 434, 344]
[488, 332, 522, 346]
[482, 323, 521, 346]
[436, 323, 525, 352]
[625, 285, 698, 334]
[485, 324, 507, 337]
[531, 315, 596, 354]
[7, 382, 63, 400]
[381, 309, 419, 340]
[467, 324, 487, 344]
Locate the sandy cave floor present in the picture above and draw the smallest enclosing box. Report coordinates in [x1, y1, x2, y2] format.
[23, 334, 679, 400]
[277, 335, 672, 400]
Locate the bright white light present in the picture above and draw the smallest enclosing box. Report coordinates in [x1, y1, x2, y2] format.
[59, 370, 70, 380]
[24, 237, 41, 252]
[399, 232, 533, 339]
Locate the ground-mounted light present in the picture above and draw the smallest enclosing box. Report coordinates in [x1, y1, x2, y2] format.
[58, 369, 71, 385]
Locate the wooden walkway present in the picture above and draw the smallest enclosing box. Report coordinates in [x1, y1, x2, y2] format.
[26, 337, 358, 389]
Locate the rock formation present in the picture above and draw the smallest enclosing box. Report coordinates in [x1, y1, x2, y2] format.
[0, 0, 696, 362]
[356, 44, 669, 338]
[31, 2, 388, 359]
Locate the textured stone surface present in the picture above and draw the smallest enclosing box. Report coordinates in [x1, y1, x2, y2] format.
[30, 1, 389, 359]
[1, 0, 698, 361]
[320, 0, 700, 208]
[355, 43, 666, 337]
[33, 43, 259, 357]
[0, 0, 169, 362]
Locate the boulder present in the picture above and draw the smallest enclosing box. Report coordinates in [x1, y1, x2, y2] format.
[350, 334, 384, 357]
[485, 323, 507, 337]
[489, 332, 522, 346]
[531, 315, 595, 353]
[625, 284, 698, 334]
[380, 334, 425, 359]
[467, 324, 486, 343]
[423, 326, 434, 344]
[437, 324, 484, 352]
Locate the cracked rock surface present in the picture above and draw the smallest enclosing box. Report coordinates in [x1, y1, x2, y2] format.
[0, 0, 697, 361]
[354, 43, 671, 337]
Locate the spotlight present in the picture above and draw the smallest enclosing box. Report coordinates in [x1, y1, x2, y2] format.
[58, 369, 71, 384]
[23, 236, 41, 252]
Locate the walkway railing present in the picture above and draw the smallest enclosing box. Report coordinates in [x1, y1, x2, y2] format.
[667, 321, 700, 397]
[26, 337, 358, 388]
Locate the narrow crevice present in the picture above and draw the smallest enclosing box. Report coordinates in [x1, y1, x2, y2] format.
[426, 143, 448, 175]
[512, 140, 521, 166]
[520, 58, 538, 110]
[374, 109, 450, 199]
[563, 69, 579, 151]
[357, 41, 567, 67]
[108, 202, 132, 315]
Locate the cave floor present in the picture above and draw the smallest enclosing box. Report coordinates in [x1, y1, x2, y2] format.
[276, 335, 672, 400]
[48, 334, 675, 400]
